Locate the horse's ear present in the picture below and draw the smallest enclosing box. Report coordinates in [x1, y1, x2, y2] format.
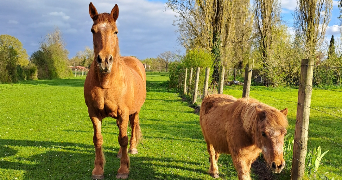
[280, 108, 288, 116]
[256, 107, 266, 121]
[111, 4, 119, 21]
[89, 2, 98, 20]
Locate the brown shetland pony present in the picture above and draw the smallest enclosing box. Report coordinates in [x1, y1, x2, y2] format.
[84, 2, 146, 179]
[200, 94, 288, 180]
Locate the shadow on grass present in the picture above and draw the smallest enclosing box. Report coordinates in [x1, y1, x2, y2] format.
[0, 139, 208, 179]
[19, 78, 85, 87]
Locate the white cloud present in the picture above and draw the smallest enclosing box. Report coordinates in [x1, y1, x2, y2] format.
[8, 20, 18, 24]
[281, 0, 297, 11]
[49, 12, 70, 20]
[326, 25, 341, 36]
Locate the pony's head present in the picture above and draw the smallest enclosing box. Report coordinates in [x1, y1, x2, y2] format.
[255, 107, 288, 173]
[89, 2, 119, 74]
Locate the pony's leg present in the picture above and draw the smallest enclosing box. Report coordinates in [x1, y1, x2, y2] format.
[207, 143, 219, 178]
[128, 112, 141, 154]
[116, 111, 130, 179]
[231, 154, 252, 180]
[91, 116, 105, 179]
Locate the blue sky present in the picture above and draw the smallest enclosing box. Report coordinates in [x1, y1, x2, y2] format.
[0, 0, 340, 60]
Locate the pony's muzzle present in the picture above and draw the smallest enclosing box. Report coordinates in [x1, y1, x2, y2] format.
[271, 160, 285, 173]
[97, 54, 113, 73]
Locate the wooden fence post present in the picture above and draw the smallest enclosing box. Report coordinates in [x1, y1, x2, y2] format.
[192, 67, 200, 104]
[203, 67, 210, 98]
[291, 59, 314, 180]
[183, 68, 188, 95]
[242, 62, 253, 98]
[218, 66, 225, 94]
[188, 67, 193, 95]
[74, 69, 77, 77]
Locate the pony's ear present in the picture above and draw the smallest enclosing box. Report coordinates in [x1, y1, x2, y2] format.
[111, 4, 119, 21]
[89, 2, 98, 20]
[256, 107, 266, 121]
[280, 108, 288, 116]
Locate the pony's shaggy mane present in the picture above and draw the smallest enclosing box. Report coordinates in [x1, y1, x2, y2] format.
[231, 98, 288, 137]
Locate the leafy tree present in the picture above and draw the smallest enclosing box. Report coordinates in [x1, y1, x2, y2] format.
[0, 35, 29, 66]
[70, 47, 94, 68]
[327, 35, 336, 59]
[31, 28, 72, 79]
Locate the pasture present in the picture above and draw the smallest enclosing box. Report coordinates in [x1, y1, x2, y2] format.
[0, 72, 341, 179]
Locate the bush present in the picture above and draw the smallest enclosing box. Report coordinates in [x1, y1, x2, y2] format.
[168, 48, 214, 96]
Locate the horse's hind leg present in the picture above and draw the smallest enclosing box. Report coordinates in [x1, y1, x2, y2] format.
[207, 143, 219, 178]
[128, 112, 141, 154]
[91, 116, 105, 179]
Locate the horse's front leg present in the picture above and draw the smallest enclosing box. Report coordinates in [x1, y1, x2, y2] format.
[116, 110, 130, 179]
[91, 116, 105, 180]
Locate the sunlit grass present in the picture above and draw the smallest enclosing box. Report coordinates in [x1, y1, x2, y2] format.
[0, 74, 340, 179]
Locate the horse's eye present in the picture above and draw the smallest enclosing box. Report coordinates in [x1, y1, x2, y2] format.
[114, 31, 118, 35]
[262, 132, 266, 137]
[91, 28, 95, 34]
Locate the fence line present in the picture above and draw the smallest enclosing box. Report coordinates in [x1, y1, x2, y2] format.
[179, 63, 341, 179]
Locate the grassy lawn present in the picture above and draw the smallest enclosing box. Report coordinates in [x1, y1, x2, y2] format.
[0, 73, 341, 179]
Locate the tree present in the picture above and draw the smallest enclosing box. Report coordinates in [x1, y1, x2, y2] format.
[0, 35, 29, 66]
[167, 0, 234, 82]
[327, 35, 336, 59]
[0, 46, 18, 83]
[157, 51, 177, 72]
[31, 28, 72, 79]
[254, 0, 282, 86]
[70, 47, 94, 68]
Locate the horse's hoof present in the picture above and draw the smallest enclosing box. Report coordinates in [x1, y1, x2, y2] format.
[116, 173, 128, 179]
[210, 173, 219, 178]
[128, 148, 138, 154]
[92, 174, 104, 180]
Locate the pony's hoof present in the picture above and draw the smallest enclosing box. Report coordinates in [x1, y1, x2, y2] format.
[210, 173, 219, 178]
[116, 173, 128, 179]
[128, 148, 138, 154]
[92, 174, 104, 180]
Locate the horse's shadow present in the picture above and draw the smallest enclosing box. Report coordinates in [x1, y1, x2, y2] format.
[0, 139, 207, 179]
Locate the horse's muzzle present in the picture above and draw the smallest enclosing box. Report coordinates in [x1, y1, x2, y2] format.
[96, 54, 113, 73]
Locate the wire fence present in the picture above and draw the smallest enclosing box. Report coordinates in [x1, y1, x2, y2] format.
[177, 63, 341, 179]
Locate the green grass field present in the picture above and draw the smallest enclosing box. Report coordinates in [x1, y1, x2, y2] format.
[0, 73, 341, 179]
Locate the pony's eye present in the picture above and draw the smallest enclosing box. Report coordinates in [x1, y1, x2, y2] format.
[114, 31, 118, 35]
[91, 28, 95, 34]
[262, 132, 266, 137]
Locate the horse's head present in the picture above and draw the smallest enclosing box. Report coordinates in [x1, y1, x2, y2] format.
[255, 107, 288, 173]
[89, 2, 119, 74]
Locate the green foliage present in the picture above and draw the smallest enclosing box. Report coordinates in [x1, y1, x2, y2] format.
[0, 46, 19, 83]
[69, 47, 94, 68]
[168, 48, 213, 97]
[30, 29, 72, 79]
[0, 34, 29, 66]
[306, 146, 330, 179]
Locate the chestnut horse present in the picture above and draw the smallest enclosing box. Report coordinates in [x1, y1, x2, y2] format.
[200, 94, 288, 180]
[84, 2, 146, 179]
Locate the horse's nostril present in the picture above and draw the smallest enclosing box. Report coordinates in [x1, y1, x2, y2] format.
[278, 164, 283, 169]
[109, 55, 113, 62]
[97, 55, 102, 63]
[272, 162, 276, 169]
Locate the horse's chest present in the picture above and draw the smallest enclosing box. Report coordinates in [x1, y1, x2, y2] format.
[91, 89, 120, 118]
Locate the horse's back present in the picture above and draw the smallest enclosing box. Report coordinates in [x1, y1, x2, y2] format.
[200, 94, 237, 153]
[122, 56, 146, 84]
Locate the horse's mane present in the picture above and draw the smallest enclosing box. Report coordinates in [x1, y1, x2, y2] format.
[231, 98, 288, 137]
